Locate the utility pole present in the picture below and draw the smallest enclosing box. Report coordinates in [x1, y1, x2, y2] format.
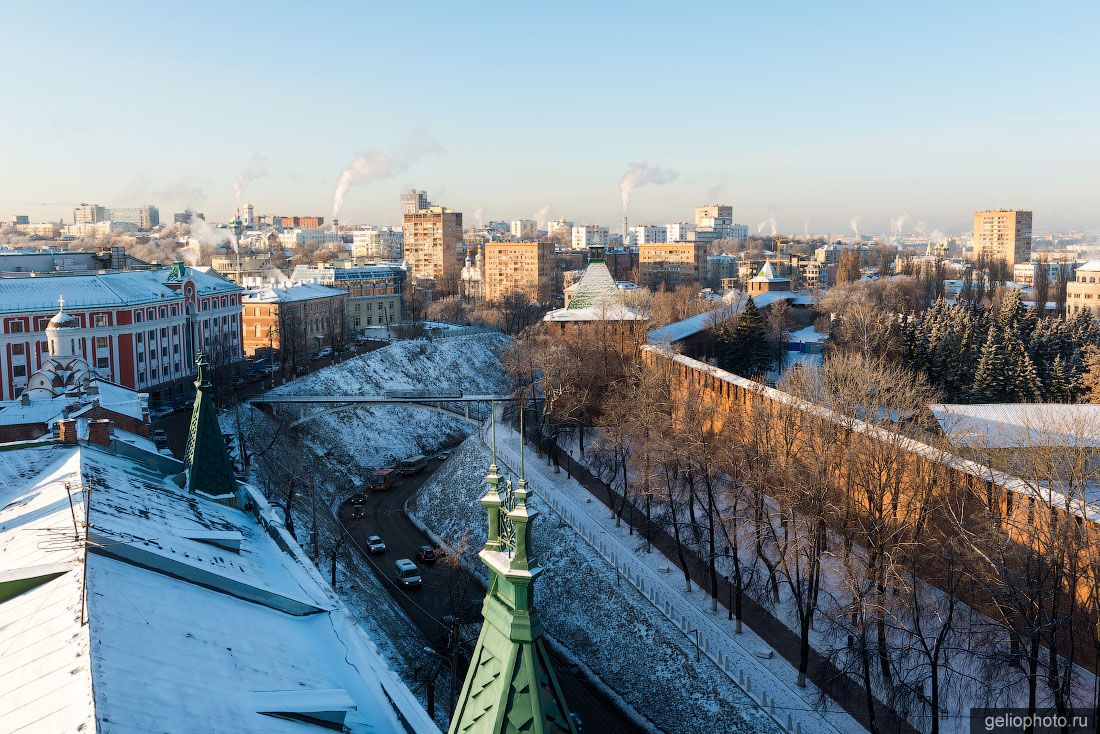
[310, 474, 318, 560]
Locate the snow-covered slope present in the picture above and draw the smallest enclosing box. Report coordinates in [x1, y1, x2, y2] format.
[269, 334, 510, 470]
[410, 436, 779, 734]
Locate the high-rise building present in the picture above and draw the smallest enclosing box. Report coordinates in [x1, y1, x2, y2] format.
[107, 205, 160, 229]
[74, 203, 107, 225]
[173, 211, 205, 224]
[666, 222, 695, 242]
[402, 206, 464, 282]
[631, 225, 667, 245]
[971, 209, 1033, 265]
[638, 241, 708, 289]
[695, 204, 733, 232]
[11, 215, 29, 225]
[401, 190, 431, 215]
[509, 219, 537, 240]
[483, 240, 555, 304]
[570, 225, 609, 251]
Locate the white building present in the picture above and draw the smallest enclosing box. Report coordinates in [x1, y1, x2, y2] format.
[351, 226, 404, 260]
[666, 222, 695, 242]
[107, 205, 159, 229]
[571, 225, 610, 251]
[74, 203, 107, 224]
[510, 219, 537, 239]
[277, 228, 342, 251]
[546, 218, 574, 237]
[631, 225, 668, 245]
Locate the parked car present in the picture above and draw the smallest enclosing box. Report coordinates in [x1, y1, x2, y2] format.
[151, 429, 169, 450]
[354, 337, 369, 347]
[415, 545, 438, 565]
[316, 347, 333, 359]
[393, 559, 422, 588]
[398, 455, 429, 475]
[368, 467, 397, 492]
[435, 449, 453, 461]
[366, 535, 386, 554]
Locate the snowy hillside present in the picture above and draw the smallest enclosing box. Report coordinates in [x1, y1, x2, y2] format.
[268, 333, 511, 470]
[410, 436, 780, 734]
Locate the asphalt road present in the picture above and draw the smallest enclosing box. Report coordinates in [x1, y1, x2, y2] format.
[340, 459, 645, 734]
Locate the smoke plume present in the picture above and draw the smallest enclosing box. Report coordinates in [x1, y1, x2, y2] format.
[187, 210, 235, 262]
[234, 155, 268, 210]
[768, 214, 778, 237]
[619, 161, 678, 211]
[534, 204, 553, 222]
[474, 207, 486, 227]
[803, 220, 810, 237]
[890, 214, 910, 236]
[849, 216, 862, 237]
[333, 139, 442, 220]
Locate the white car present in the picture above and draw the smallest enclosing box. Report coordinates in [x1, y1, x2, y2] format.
[393, 559, 422, 587]
[366, 535, 386, 554]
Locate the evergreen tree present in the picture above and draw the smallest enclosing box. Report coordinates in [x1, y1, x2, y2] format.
[970, 327, 1010, 402]
[1005, 336, 1041, 402]
[727, 297, 772, 377]
[998, 288, 1025, 329]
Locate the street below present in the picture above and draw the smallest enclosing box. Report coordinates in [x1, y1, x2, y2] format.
[339, 458, 645, 734]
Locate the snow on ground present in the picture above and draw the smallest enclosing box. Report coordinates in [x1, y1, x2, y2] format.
[267, 333, 510, 471]
[556, 428, 1099, 734]
[225, 333, 512, 729]
[410, 435, 782, 734]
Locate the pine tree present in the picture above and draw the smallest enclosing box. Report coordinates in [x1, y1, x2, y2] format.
[999, 288, 1025, 329]
[970, 327, 1010, 402]
[1005, 336, 1041, 402]
[728, 297, 772, 377]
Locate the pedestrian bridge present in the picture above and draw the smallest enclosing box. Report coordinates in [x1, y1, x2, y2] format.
[250, 389, 513, 427]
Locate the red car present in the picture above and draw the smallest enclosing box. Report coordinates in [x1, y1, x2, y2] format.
[415, 545, 438, 564]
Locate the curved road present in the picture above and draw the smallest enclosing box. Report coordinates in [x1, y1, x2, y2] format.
[339, 457, 645, 734]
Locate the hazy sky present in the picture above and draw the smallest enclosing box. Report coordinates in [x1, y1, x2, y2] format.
[2, 1, 1098, 235]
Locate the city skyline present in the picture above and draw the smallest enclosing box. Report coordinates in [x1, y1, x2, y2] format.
[2, 1, 1098, 233]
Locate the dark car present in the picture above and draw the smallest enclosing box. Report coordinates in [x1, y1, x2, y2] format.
[151, 429, 169, 450]
[366, 535, 386, 554]
[349, 493, 367, 506]
[415, 545, 438, 564]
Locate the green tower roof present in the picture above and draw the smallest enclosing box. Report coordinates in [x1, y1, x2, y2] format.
[184, 353, 238, 503]
[449, 414, 576, 734]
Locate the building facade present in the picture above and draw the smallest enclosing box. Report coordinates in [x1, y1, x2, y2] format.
[290, 265, 404, 331]
[509, 219, 537, 240]
[0, 263, 243, 401]
[107, 205, 160, 229]
[638, 241, 708, 289]
[402, 206, 464, 283]
[483, 240, 555, 304]
[631, 225, 667, 245]
[570, 225, 609, 251]
[241, 283, 348, 358]
[351, 226, 403, 260]
[1066, 261, 1100, 317]
[401, 189, 431, 214]
[971, 209, 1033, 265]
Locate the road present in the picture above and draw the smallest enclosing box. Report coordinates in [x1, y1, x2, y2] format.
[340, 459, 645, 734]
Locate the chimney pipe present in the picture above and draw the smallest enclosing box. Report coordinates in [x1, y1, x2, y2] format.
[58, 418, 78, 445]
[87, 419, 112, 447]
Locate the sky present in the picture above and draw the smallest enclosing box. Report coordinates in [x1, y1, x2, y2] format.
[1, 1, 1098, 236]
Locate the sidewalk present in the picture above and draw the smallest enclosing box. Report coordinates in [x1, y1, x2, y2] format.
[486, 415, 868, 734]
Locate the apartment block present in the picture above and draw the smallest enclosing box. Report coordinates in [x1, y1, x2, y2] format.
[483, 240, 555, 304]
[638, 241, 708, 289]
[971, 209, 1033, 265]
[402, 206, 464, 282]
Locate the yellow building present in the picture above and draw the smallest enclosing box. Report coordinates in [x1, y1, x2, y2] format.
[971, 209, 1032, 265]
[402, 206, 463, 283]
[1066, 261, 1100, 318]
[638, 241, 708, 288]
[483, 240, 555, 304]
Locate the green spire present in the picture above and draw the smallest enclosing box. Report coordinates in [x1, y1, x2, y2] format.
[185, 352, 238, 504]
[449, 410, 576, 734]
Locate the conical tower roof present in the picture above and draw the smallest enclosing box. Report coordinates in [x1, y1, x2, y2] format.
[184, 353, 238, 503]
[449, 414, 576, 734]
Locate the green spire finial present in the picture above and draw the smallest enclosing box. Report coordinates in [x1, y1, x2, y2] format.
[184, 353, 237, 505]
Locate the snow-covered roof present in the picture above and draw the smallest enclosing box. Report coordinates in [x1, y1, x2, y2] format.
[0, 266, 240, 315]
[788, 325, 828, 343]
[244, 282, 347, 303]
[544, 260, 647, 323]
[931, 403, 1100, 449]
[750, 261, 789, 283]
[1076, 261, 1100, 273]
[647, 306, 737, 347]
[0, 441, 437, 734]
